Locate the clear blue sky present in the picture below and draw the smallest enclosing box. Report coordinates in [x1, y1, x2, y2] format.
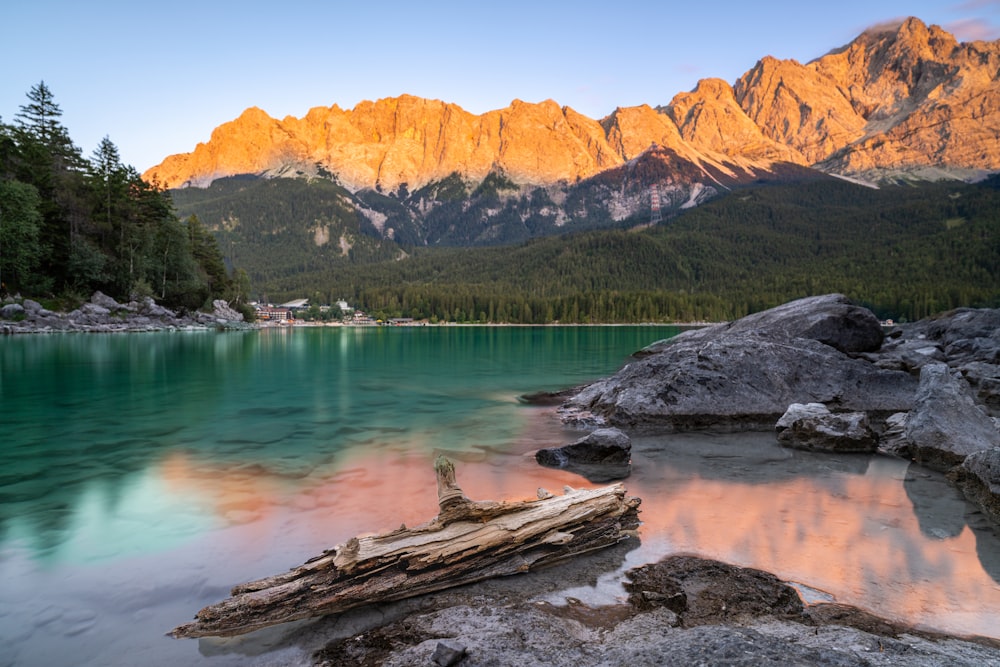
[3, 1, 998, 172]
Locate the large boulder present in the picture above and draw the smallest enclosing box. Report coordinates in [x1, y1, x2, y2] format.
[90, 291, 121, 310]
[905, 363, 1000, 471]
[211, 299, 244, 322]
[561, 322, 916, 433]
[639, 294, 884, 356]
[902, 308, 1000, 413]
[535, 428, 631, 482]
[624, 555, 804, 624]
[775, 403, 877, 453]
[133, 296, 176, 319]
[949, 447, 1000, 525]
[0, 303, 24, 320]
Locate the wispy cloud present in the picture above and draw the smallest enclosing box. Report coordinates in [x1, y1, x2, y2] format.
[944, 0, 1000, 40]
[954, 0, 1000, 11]
[946, 17, 1000, 40]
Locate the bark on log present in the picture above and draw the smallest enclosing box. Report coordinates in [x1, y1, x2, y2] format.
[170, 456, 641, 638]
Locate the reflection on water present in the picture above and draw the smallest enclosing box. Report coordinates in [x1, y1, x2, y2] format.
[2, 327, 1000, 666]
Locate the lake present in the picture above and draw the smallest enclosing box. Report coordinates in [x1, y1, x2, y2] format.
[1, 326, 999, 666]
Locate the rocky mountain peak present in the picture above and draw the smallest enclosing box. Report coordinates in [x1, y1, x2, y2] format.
[144, 17, 1000, 191]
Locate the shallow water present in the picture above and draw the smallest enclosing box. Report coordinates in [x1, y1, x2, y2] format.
[1, 326, 998, 666]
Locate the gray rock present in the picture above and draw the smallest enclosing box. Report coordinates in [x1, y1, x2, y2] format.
[32, 314, 68, 330]
[431, 639, 467, 666]
[640, 294, 884, 356]
[134, 296, 176, 319]
[562, 330, 916, 434]
[535, 428, 632, 482]
[79, 302, 111, 320]
[957, 361, 1000, 413]
[916, 307, 1000, 350]
[90, 291, 120, 310]
[775, 403, 877, 453]
[0, 291, 254, 334]
[900, 308, 1000, 382]
[860, 337, 947, 372]
[949, 447, 1000, 525]
[878, 412, 911, 457]
[905, 364, 1000, 471]
[22, 299, 43, 313]
[624, 555, 804, 624]
[313, 554, 1000, 667]
[211, 299, 244, 322]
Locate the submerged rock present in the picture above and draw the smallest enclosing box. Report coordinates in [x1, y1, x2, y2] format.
[775, 403, 877, 453]
[535, 428, 632, 482]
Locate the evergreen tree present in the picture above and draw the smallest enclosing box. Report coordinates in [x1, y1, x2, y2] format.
[0, 179, 43, 293]
[13, 81, 88, 289]
[0, 82, 252, 309]
[186, 215, 230, 302]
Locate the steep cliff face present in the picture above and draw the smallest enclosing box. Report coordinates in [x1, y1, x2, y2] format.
[813, 18, 1000, 176]
[144, 17, 1000, 191]
[663, 77, 806, 164]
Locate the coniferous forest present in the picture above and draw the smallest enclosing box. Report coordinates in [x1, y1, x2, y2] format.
[3, 82, 999, 325]
[0, 83, 248, 315]
[176, 175, 1000, 324]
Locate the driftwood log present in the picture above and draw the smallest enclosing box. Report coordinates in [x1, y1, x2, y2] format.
[171, 456, 641, 638]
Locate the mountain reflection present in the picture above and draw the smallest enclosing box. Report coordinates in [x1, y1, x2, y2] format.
[147, 431, 1000, 639]
[3, 327, 999, 658]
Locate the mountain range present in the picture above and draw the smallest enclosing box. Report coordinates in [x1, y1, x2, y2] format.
[149, 16, 1000, 312]
[148, 17, 999, 194]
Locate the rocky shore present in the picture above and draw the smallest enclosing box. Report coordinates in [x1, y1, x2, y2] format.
[556, 294, 1000, 524]
[306, 549, 1000, 667]
[323, 294, 1000, 666]
[0, 291, 251, 333]
[10, 291, 999, 664]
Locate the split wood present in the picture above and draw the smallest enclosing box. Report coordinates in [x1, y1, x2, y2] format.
[171, 456, 641, 638]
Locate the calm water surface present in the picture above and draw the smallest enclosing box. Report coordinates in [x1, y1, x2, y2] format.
[1, 326, 999, 666]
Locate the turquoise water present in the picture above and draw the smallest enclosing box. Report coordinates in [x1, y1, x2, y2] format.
[0, 326, 673, 665]
[2, 326, 999, 666]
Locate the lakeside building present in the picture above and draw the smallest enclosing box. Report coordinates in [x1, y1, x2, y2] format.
[257, 306, 294, 322]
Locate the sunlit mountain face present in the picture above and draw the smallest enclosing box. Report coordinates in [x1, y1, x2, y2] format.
[147, 18, 1000, 197]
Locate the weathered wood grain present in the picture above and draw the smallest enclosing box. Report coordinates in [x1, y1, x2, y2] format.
[170, 456, 641, 638]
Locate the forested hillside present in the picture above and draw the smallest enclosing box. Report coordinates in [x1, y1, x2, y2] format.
[259, 177, 1000, 324]
[4, 82, 996, 326]
[0, 83, 246, 314]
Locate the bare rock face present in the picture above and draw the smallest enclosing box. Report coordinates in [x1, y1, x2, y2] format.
[560, 295, 915, 433]
[664, 77, 805, 164]
[147, 97, 636, 191]
[535, 428, 632, 482]
[624, 555, 804, 624]
[814, 18, 1000, 178]
[775, 403, 878, 453]
[143, 18, 1000, 193]
[639, 294, 885, 357]
[921, 309, 1000, 410]
[734, 55, 867, 165]
[950, 447, 1000, 524]
[905, 363, 1000, 471]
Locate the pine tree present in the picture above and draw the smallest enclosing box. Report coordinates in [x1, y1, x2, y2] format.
[13, 81, 88, 289]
